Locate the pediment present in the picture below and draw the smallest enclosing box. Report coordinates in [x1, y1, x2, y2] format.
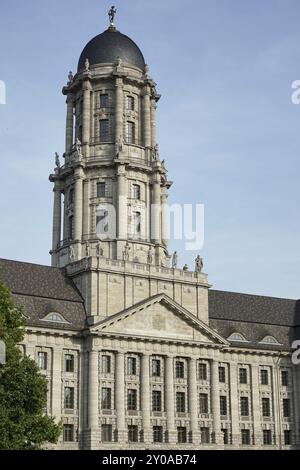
[92, 294, 228, 345]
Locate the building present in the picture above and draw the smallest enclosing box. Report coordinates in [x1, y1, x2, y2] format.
[0, 11, 299, 450]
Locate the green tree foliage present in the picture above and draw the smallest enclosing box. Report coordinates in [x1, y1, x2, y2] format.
[0, 281, 62, 449]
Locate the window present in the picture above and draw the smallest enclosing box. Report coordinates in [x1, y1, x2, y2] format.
[97, 182, 106, 198]
[175, 360, 185, 379]
[37, 352, 47, 370]
[200, 427, 210, 444]
[100, 119, 110, 142]
[64, 387, 74, 409]
[128, 425, 138, 442]
[227, 332, 248, 342]
[239, 368, 248, 384]
[127, 121, 135, 144]
[283, 399, 291, 418]
[262, 398, 271, 417]
[284, 430, 291, 445]
[198, 363, 207, 381]
[199, 393, 209, 414]
[177, 427, 187, 444]
[219, 366, 226, 383]
[132, 184, 141, 200]
[152, 390, 162, 412]
[261, 369, 269, 386]
[281, 370, 289, 387]
[133, 211, 141, 238]
[176, 392, 186, 413]
[101, 355, 111, 374]
[127, 389, 137, 411]
[260, 335, 280, 345]
[63, 424, 74, 442]
[152, 359, 161, 377]
[101, 388, 112, 410]
[44, 312, 67, 323]
[220, 396, 228, 416]
[222, 429, 229, 445]
[101, 424, 112, 442]
[240, 397, 249, 417]
[127, 96, 135, 111]
[65, 354, 74, 373]
[241, 429, 251, 445]
[153, 426, 163, 443]
[100, 93, 109, 108]
[263, 430, 272, 446]
[127, 357, 137, 375]
[69, 188, 75, 204]
[69, 215, 74, 239]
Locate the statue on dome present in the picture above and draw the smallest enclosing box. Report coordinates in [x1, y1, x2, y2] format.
[108, 6, 117, 26]
[147, 247, 153, 265]
[69, 245, 75, 262]
[172, 251, 178, 269]
[76, 138, 82, 160]
[85, 58, 90, 71]
[85, 241, 91, 258]
[55, 152, 60, 169]
[195, 255, 203, 273]
[68, 71, 74, 84]
[96, 240, 104, 258]
[153, 144, 160, 161]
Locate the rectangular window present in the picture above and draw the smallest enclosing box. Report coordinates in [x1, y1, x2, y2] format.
[133, 211, 141, 238]
[261, 369, 269, 386]
[175, 360, 185, 379]
[63, 424, 74, 442]
[100, 119, 110, 142]
[240, 397, 249, 417]
[198, 363, 207, 381]
[132, 184, 141, 200]
[177, 427, 187, 444]
[241, 429, 251, 445]
[152, 359, 161, 377]
[219, 366, 226, 383]
[200, 427, 210, 444]
[127, 96, 135, 111]
[239, 368, 248, 384]
[199, 393, 209, 414]
[222, 429, 229, 445]
[220, 396, 228, 416]
[65, 354, 74, 373]
[263, 430, 272, 446]
[101, 355, 111, 374]
[101, 424, 112, 442]
[128, 425, 138, 442]
[283, 399, 291, 418]
[284, 430, 291, 445]
[152, 390, 162, 412]
[100, 93, 109, 108]
[69, 215, 74, 240]
[176, 392, 186, 413]
[281, 370, 289, 387]
[153, 426, 163, 443]
[126, 121, 135, 144]
[127, 389, 137, 411]
[97, 182, 106, 198]
[64, 387, 74, 409]
[101, 387, 112, 410]
[37, 352, 47, 370]
[262, 398, 271, 417]
[127, 357, 137, 376]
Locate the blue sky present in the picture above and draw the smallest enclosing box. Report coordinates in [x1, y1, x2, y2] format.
[1, 0, 300, 299]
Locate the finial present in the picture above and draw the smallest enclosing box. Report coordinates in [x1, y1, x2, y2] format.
[108, 6, 117, 27]
[68, 71, 74, 85]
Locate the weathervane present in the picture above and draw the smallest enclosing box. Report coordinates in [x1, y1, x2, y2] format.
[108, 6, 117, 26]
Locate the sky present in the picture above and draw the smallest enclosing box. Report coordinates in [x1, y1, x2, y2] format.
[0, 0, 300, 299]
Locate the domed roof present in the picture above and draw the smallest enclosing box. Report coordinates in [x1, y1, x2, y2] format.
[78, 27, 146, 72]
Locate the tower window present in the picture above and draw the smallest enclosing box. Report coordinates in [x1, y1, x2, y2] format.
[97, 182, 106, 198]
[69, 215, 74, 240]
[132, 184, 141, 200]
[100, 93, 109, 108]
[69, 188, 74, 204]
[133, 212, 141, 238]
[126, 121, 135, 144]
[127, 96, 135, 111]
[100, 119, 110, 142]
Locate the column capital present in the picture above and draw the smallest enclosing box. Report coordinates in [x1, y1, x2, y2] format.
[115, 76, 124, 87]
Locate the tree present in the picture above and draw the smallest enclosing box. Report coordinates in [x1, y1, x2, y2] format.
[0, 280, 62, 450]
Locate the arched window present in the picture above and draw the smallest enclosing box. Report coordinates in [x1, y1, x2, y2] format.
[259, 335, 280, 345]
[132, 184, 141, 200]
[227, 332, 248, 343]
[127, 121, 135, 144]
[127, 96, 134, 111]
[43, 312, 68, 323]
[100, 119, 110, 142]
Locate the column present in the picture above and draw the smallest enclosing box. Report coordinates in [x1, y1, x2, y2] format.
[143, 86, 151, 148]
[151, 174, 161, 244]
[141, 354, 151, 443]
[74, 170, 83, 244]
[117, 165, 127, 240]
[82, 80, 91, 157]
[65, 94, 74, 153]
[115, 352, 126, 443]
[52, 349, 62, 421]
[229, 360, 240, 447]
[88, 350, 99, 448]
[115, 77, 123, 143]
[52, 185, 61, 253]
[188, 358, 200, 443]
[165, 356, 176, 443]
[272, 362, 282, 448]
[251, 363, 262, 447]
[83, 179, 90, 240]
[161, 188, 169, 247]
[211, 360, 222, 445]
[150, 99, 157, 148]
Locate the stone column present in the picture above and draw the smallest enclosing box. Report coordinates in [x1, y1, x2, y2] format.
[141, 354, 151, 443]
[188, 357, 200, 443]
[115, 77, 123, 143]
[115, 352, 126, 443]
[151, 173, 161, 244]
[52, 349, 62, 421]
[82, 80, 91, 157]
[143, 85, 151, 148]
[117, 165, 127, 240]
[88, 350, 99, 449]
[52, 184, 61, 253]
[251, 363, 262, 447]
[150, 99, 157, 149]
[83, 179, 90, 240]
[165, 356, 176, 443]
[74, 169, 84, 255]
[65, 94, 74, 154]
[229, 359, 240, 447]
[161, 188, 169, 248]
[211, 359, 222, 445]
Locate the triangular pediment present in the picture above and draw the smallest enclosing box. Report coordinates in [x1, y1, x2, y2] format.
[91, 294, 228, 345]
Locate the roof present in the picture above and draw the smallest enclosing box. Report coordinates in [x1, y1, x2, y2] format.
[78, 28, 146, 72]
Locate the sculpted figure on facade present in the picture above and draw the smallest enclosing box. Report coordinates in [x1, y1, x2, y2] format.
[96, 240, 104, 258]
[69, 245, 75, 262]
[195, 255, 203, 273]
[172, 251, 178, 269]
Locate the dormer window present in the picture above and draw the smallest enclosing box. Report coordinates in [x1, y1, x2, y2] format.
[227, 332, 248, 343]
[100, 93, 109, 108]
[259, 335, 280, 345]
[42, 312, 69, 323]
[127, 96, 134, 111]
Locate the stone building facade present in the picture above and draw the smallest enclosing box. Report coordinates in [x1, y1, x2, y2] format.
[0, 15, 299, 450]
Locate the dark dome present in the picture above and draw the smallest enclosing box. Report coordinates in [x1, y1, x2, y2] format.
[78, 28, 145, 72]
